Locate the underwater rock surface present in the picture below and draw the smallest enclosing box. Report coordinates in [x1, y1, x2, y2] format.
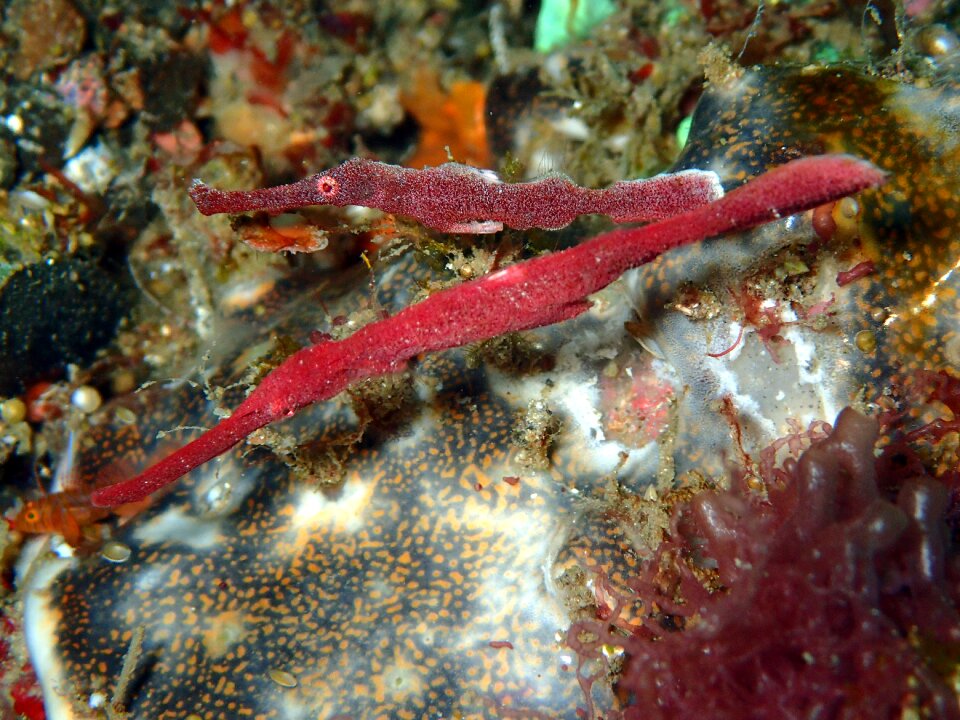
[0, 259, 131, 394]
[19, 64, 960, 718]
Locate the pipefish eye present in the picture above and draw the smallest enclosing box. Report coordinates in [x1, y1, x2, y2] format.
[24, 507, 40, 523]
[316, 175, 339, 197]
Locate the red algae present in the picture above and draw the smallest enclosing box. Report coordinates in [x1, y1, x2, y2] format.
[0, 612, 45, 720]
[569, 407, 960, 719]
[836, 259, 876, 287]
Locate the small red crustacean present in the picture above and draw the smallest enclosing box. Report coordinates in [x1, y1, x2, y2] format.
[7, 433, 147, 549]
[9, 491, 113, 548]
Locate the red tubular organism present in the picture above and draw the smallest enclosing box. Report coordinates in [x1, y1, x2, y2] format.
[836, 259, 876, 286]
[189, 158, 725, 232]
[93, 155, 885, 507]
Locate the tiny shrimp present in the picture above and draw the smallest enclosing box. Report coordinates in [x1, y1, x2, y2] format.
[7, 431, 112, 548]
[10, 492, 113, 548]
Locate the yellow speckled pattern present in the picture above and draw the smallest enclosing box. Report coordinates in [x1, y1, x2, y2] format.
[43, 386, 578, 718]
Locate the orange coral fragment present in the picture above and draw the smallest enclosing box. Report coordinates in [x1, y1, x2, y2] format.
[401, 69, 490, 169]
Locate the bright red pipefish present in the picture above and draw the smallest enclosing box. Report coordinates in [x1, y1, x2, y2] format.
[189, 158, 725, 233]
[92, 154, 885, 507]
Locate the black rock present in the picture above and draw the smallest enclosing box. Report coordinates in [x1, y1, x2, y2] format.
[0, 259, 131, 394]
